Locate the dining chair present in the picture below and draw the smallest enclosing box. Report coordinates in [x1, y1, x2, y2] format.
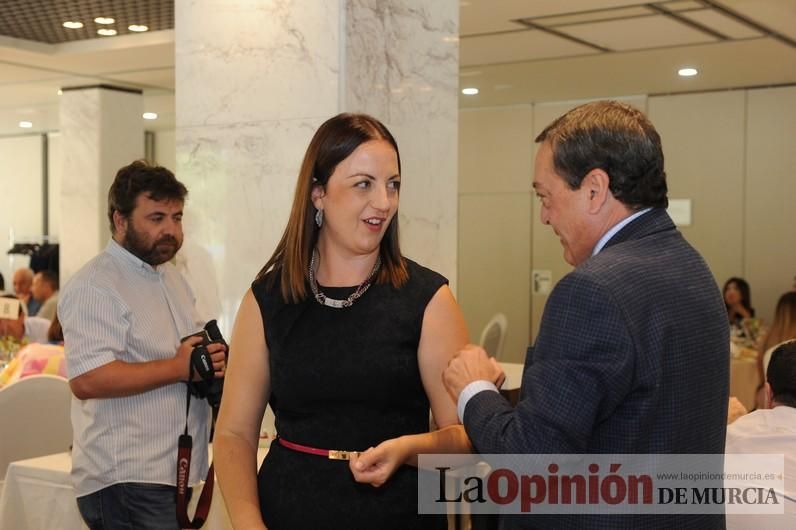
[479, 313, 508, 361]
[0, 374, 72, 481]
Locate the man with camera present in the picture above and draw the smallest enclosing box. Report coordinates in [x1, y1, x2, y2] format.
[59, 160, 226, 530]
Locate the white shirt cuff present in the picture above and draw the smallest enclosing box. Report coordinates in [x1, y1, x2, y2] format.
[457, 380, 499, 423]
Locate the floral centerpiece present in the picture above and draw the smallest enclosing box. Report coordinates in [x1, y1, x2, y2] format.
[730, 317, 765, 352]
[0, 335, 28, 366]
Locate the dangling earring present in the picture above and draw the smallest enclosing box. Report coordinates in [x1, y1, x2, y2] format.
[315, 208, 324, 228]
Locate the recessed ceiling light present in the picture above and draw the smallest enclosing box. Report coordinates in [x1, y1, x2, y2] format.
[62, 21, 84, 29]
[19, 121, 33, 128]
[678, 67, 698, 77]
[57, 89, 63, 95]
[128, 24, 149, 32]
[461, 87, 479, 95]
[94, 17, 115, 24]
[143, 112, 158, 120]
[97, 28, 117, 36]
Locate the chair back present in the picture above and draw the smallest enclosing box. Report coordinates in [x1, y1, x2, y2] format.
[0, 374, 72, 479]
[479, 313, 508, 360]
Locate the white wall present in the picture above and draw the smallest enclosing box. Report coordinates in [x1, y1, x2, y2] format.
[459, 105, 533, 362]
[47, 132, 61, 238]
[0, 135, 44, 289]
[459, 87, 796, 353]
[154, 129, 176, 173]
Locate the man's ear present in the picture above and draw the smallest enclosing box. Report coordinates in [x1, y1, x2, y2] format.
[310, 183, 325, 210]
[764, 382, 774, 409]
[583, 168, 610, 214]
[112, 210, 128, 237]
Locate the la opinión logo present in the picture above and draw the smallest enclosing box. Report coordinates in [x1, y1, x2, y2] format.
[436, 463, 653, 512]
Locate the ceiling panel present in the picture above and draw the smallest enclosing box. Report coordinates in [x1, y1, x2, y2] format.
[716, 0, 796, 42]
[0, 62, 63, 83]
[557, 14, 719, 51]
[461, 30, 600, 67]
[533, 6, 655, 27]
[102, 67, 175, 90]
[661, 0, 706, 11]
[460, 37, 796, 108]
[680, 8, 764, 39]
[44, 44, 174, 75]
[0, 82, 64, 110]
[460, 0, 646, 36]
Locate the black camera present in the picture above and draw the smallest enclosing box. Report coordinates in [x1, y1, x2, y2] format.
[187, 320, 228, 409]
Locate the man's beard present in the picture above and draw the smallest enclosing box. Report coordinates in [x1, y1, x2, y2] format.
[123, 223, 181, 266]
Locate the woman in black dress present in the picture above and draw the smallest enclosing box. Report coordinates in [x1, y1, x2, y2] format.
[214, 113, 478, 529]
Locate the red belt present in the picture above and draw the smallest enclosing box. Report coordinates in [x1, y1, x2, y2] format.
[277, 437, 359, 461]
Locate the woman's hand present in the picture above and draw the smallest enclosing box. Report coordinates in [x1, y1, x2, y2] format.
[349, 436, 411, 487]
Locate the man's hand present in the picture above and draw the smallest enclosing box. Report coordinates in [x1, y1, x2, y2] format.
[208, 342, 227, 379]
[174, 336, 227, 382]
[443, 344, 505, 401]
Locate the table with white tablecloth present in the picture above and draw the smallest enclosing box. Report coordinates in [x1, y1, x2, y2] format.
[0, 446, 268, 530]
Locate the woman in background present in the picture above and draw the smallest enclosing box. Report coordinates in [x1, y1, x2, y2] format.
[755, 291, 796, 408]
[214, 113, 478, 530]
[724, 277, 755, 327]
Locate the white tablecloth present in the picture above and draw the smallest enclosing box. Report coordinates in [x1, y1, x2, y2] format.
[0, 447, 268, 530]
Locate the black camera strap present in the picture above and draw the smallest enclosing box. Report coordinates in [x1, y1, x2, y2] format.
[177, 362, 215, 529]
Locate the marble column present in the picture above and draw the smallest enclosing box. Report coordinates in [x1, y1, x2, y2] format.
[176, 0, 458, 331]
[59, 85, 144, 282]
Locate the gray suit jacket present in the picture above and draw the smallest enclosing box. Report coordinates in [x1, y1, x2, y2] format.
[464, 209, 729, 529]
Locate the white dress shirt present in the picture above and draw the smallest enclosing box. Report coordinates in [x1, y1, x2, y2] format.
[725, 406, 796, 529]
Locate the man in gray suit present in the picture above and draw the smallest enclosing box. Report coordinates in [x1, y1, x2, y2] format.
[444, 101, 729, 529]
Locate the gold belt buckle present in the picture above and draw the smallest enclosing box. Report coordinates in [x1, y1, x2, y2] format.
[328, 450, 358, 460]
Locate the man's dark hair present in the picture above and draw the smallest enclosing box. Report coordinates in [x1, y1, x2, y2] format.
[37, 269, 59, 291]
[0, 271, 4, 291]
[107, 160, 188, 233]
[767, 340, 796, 408]
[535, 100, 668, 209]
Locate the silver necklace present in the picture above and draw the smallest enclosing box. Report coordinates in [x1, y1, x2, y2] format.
[308, 249, 381, 308]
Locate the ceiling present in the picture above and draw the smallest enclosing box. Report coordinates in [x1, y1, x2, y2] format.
[1, 0, 795, 136]
[0, 0, 173, 44]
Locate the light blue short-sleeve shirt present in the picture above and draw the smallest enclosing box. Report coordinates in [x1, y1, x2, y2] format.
[59, 239, 210, 497]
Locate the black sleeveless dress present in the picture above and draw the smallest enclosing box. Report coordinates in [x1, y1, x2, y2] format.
[251, 258, 448, 530]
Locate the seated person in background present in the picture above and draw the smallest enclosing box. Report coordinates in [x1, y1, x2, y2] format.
[0, 339, 66, 387]
[31, 270, 59, 321]
[12, 268, 40, 316]
[724, 277, 754, 325]
[47, 313, 64, 344]
[754, 291, 796, 408]
[725, 340, 796, 529]
[724, 276, 755, 328]
[0, 294, 51, 344]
